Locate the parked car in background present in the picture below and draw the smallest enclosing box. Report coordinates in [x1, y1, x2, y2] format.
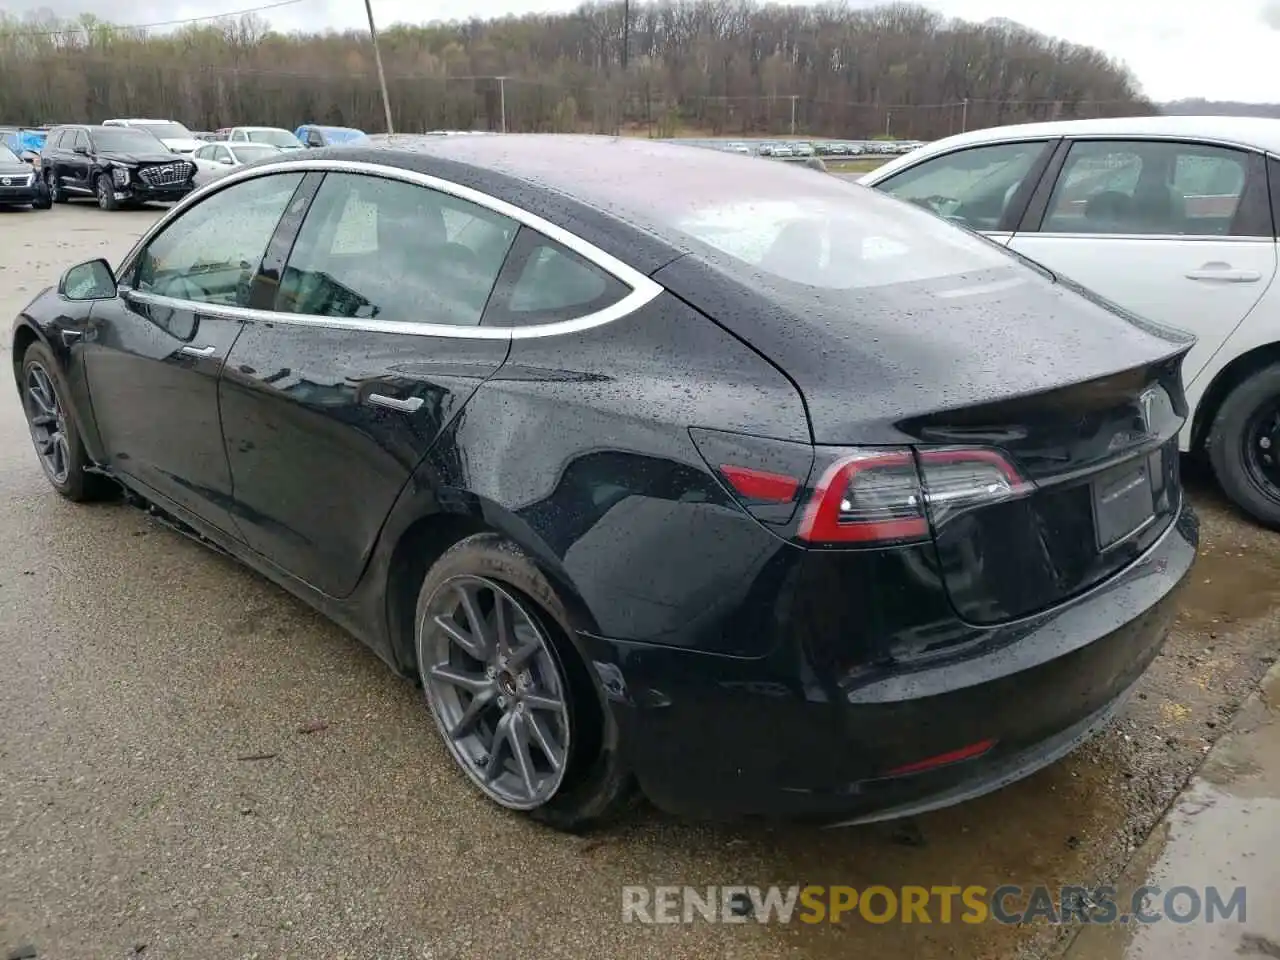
[724, 141, 751, 155]
[14, 136, 1196, 830]
[101, 119, 203, 155]
[295, 124, 367, 148]
[226, 126, 304, 151]
[861, 114, 1280, 528]
[40, 124, 196, 210]
[190, 141, 283, 185]
[0, 141, 49, 209]
[789, 141, 816, 158]
[192, 131, 220, 142]
[1, 127, 48, 164]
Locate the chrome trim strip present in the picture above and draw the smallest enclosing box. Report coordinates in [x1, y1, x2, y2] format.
[1016, 233, 1273, 243]
[115, 158, 665, 341]
[122, 289, 513, 339]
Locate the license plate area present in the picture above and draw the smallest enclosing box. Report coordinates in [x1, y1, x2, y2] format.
[1092, 457, 1156, 550]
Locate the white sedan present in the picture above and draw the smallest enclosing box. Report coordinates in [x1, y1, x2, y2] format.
[189, 142, 283, 186]
[861, 114, 1280, 529]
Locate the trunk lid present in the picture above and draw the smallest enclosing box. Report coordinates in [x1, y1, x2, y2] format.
[655, 248, 1194, 626]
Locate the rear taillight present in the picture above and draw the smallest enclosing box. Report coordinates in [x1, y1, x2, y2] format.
[797, 447, 1028, 546]
[690, 428, 1028, 546]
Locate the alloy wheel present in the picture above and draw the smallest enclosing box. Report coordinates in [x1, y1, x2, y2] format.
[96, 176, 111, 210]
[419, 575, 571, 809]
[23, 362, 71, 485]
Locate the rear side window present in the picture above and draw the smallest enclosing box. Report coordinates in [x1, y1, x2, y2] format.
[1041, 140, 1259, 237]
[483, 227, 630, 327]
[276, 172, 518, 326]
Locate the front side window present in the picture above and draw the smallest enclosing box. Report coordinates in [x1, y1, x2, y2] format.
[73, 131, 90, 152]
[276, 173, 518, 326]
[133, 173, 303, 306]
[876, 140, 1051, 231]
[1042, 140, 1254, 237]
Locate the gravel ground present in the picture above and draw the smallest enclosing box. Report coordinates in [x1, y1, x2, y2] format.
[1, 203, 1277, 960]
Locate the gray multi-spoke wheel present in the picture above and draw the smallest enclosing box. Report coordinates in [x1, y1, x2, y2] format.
[419, 574, 572, 810]
[19, 340, 114, 502]
[23, 360, 72, 486]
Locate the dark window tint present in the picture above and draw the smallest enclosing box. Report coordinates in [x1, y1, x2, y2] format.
[875, 140, 1050, 230]
[45, 130, 64, 149]
[1042, 140, 1256, 237]
[276, 172, 518, 326]
[73, 130, 89, 151]
[484, 227, 629, 327]
[134, 172, 303, 306]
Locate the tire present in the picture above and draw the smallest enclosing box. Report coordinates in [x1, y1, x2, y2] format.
[45, 169, 65, 203]
[414, 532, 634, 831]
[31, 185, 52, 210]
[19, 340, 116, 502]
[1207, 362, 1280, 528]
[95, 173, 119, 211]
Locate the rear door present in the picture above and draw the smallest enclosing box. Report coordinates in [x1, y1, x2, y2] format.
[1008, 138, 1278, 385]
[218, 168, 518, 597]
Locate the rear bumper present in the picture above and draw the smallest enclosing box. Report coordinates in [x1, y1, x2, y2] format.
[587, 504, 1198, 823]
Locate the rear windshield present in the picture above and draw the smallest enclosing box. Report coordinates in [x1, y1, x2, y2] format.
[323, 128, 366, 143]
[231, 144, 282, 162]
[668, 179, 1017, 290]
[135, 121, 192, 139]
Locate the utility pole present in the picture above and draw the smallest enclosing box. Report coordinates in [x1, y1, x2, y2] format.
[789, 94, 798, 136]
[363, 0, 394, 134]
[961, 97, 969, 132]
[496, 76, 507, 133]
[884, 108, 892, 138]
[621, 0, 630, 71]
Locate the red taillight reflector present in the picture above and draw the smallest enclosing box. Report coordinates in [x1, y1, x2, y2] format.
[884, 738, 998, 777]
[719, 464, 801, 503]
[797, 450, 929, 545]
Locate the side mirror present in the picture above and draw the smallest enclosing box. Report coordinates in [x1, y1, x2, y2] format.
[59, 259, 117, 301]
[218, 157, 235, 165]
[72, 144, 89, 155]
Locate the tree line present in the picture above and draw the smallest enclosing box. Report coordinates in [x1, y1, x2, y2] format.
[0, 1, 1155, 139]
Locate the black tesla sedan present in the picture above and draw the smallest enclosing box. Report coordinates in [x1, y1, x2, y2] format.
[12, 136, 1198, 829]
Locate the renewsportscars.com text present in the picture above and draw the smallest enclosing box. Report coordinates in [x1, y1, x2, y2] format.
[621, 884, 1247, 925]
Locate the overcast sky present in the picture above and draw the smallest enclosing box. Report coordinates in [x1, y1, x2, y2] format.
[13, 0, 1280, 102]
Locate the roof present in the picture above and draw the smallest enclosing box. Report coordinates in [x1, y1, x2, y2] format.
[344, 133, 837, 214]
[885, 114, 1280, 157]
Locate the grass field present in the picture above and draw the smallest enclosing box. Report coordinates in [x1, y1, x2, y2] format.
[823, 157, 887, 174]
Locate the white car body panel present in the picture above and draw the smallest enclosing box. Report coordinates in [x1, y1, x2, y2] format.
[859, 115, 1280, 453]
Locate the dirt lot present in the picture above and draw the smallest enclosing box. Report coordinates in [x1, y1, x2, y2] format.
[0, 203, 1277, 960]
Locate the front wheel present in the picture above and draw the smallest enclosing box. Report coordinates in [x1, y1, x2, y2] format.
[95, 173, 119, 211]
[20, 341, 116, 502]
[45, 169, 66, 203]
[1208, 362, 1280, 528]
[415, 533, 633, 830]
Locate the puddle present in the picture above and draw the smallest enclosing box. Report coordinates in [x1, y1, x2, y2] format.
[1063, 667, 1280, 960]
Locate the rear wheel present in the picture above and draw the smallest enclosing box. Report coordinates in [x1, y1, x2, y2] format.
[415, 533, 633, 830]
[95, 173, 118, 211]
[20, 341, 115, 502]
[1208, 362, 1280, 528]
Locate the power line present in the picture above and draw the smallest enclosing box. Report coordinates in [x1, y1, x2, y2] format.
[8, 0, 308, 38]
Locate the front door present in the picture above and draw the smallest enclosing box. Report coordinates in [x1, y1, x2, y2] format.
[219, 169, 519, 597]
[1007, 138, 1278, 385]
[82, 170, 307, 536]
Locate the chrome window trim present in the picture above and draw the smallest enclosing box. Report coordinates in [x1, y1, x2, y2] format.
[115, 157, 665, 340]
[1016, 233, 1273, 243]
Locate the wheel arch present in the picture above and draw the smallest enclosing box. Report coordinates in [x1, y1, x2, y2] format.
[10, 320, 43, 387]
[1190, 341, 1280, 454]
[379, 493, 602, 678]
